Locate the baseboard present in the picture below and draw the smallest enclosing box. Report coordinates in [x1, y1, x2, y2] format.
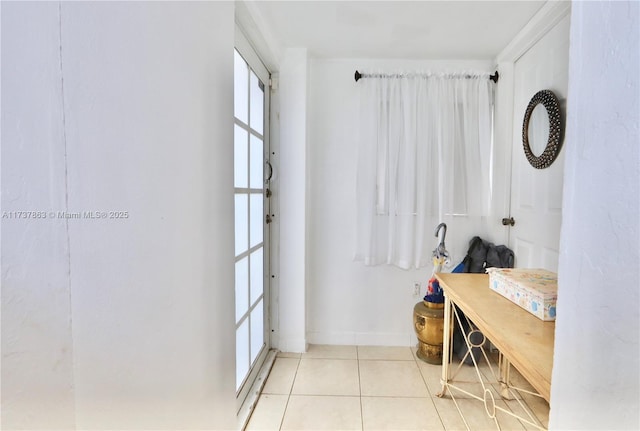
[307, 331, 416, 347]
[274, 336, 308, 353]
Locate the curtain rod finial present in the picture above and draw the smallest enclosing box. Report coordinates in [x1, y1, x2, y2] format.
[490, 71, 499, 83]
[355, 70, 362, 82]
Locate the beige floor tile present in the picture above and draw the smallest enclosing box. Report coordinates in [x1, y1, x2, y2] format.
[443, 384, 505, 404]
[431, 396, 467, 430]
[448, 359, 485, 381]
[433, 396, 526, 431]
[492, 399, 528, 431]
[443, 380, 502, 401]
[281, 395, 362, 431]
[254, 345, 547, 430]
[519, 395, 549, 429]
[525, 396, 549, 429]
[245, 394, 288, 431]
[277, 351, 302, 359]
[506, 366, 541, 400]
[302, 344, 358, 359]
[493, 381, 524, 401]
[506, 364, 535, 390]
[501, 363, 551, 424]
[504, 399, 548, 430]
[431, 356, 546, 429]
[262, 357, 299, 395]
[361, 396, 445, 431]
[358, 345, 415, 361]
[478, 355, 502, 382]
[292, 358, 360, 396]
[426, 356, 502, 400]
[416, 358, 446, 396]
[359, 360, 429, 397]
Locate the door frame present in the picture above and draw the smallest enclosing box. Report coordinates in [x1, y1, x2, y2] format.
[234, 26, 272, 412]
[490, 1, 571, 247]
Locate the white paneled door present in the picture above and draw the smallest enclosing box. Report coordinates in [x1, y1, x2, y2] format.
[234, 42, 270, 410]
[508, 15, 570, 271]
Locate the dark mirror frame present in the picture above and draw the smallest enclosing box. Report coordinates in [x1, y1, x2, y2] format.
[522, 89, 563, 169]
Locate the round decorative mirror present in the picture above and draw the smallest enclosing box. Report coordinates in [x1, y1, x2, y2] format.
[522, 90, 563, 169]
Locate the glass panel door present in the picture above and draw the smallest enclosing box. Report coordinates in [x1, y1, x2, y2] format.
[234, 46, 270, 407]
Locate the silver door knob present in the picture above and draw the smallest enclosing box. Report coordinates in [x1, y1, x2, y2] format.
[501, 217, 515, 226]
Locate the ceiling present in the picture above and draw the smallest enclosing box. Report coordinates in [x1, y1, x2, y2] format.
[241, 1, 546, 62]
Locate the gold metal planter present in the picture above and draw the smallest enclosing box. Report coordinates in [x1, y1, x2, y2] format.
[413, 300, 447, 364]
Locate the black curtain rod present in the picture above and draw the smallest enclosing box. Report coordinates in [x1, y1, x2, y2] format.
[354, 70, 499, 83]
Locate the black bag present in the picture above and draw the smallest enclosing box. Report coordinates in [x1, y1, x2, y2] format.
[453, 236, 514, 364]
[462, 236, 514, 273]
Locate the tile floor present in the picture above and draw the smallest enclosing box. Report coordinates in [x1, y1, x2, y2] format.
[245, 345, 549, 431]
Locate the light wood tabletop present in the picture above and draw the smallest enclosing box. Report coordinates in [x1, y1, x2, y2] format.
[435, 272, 555, 402]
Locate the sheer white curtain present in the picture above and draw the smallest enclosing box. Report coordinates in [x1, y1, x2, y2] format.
[355, 73, 494, 269]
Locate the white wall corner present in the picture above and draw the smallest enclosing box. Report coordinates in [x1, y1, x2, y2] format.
[488, 61, 516, 244]
[496, 0, 571, 63]
[275, 48, 309, 353]
[235, 0, 282, 72]
[277, 336, 309, 354]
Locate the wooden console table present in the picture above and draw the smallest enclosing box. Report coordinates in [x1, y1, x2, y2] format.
[434, 273, 555, 429]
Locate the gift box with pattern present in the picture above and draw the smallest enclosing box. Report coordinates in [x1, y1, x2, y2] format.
[486, 268, 558, 321]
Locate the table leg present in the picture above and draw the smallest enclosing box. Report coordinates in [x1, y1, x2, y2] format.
[437, 295, 452, 398]
[499, 353, 513, 400]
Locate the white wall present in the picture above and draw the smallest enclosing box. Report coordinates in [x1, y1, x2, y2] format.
[305, 59, 494, 346]
[1, 3, 76, 428]
[550, 1, 639, 429]
[1, 2, 236, 429]
[273, 48, 309, 353]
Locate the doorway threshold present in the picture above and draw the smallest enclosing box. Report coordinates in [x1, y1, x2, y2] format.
[237, 349, 278, 431]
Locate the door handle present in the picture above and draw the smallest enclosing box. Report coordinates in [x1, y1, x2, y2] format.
[265, 161, 273, 182]
[501, 217, 515, 226]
